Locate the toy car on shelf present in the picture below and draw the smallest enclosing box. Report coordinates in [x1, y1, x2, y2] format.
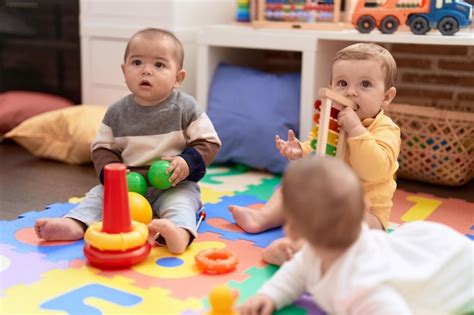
[352, 0, 472, 35]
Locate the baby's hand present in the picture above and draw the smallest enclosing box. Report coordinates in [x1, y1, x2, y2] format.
[262, 237, 296, 266]
[337, 107, 365, 137]
[275, 129, 302, 160]
[238, 294, 275, 315]
[161, 156, 189, 186]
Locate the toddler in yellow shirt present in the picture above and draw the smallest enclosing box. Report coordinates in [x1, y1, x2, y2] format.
[229, 42, 401, 265]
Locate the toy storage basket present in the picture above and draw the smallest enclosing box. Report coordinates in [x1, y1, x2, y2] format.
[385, 104, 474, 186]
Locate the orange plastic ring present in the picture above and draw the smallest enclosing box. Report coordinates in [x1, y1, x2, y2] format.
[195, 248, 238, 274]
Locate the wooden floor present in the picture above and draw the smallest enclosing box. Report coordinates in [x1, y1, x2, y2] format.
[1, 140, 473, 221]
[0, 140, 98, 220]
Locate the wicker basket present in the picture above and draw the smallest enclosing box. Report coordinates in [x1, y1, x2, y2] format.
[385, 104, 474, 186]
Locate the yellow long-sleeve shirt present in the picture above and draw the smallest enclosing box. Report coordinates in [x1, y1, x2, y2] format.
[300, 110, 401, 229]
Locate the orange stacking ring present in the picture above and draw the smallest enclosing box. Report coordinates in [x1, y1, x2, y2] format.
[195, 248, 238, 274]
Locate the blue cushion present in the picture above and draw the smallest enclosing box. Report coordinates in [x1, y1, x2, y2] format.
[207, 63, 301, 174]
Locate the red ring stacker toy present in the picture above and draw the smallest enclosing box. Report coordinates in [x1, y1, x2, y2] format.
[83, 163, 151, 268]
[195, 248, 238, 274]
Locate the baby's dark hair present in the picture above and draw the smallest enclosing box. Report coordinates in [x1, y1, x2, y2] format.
[282, 156, 365, 249]
[123, 28, 184, 69]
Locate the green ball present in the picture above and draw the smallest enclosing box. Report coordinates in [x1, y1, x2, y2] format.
[148, 160, 172, 190]
[126, 172, 147, 195]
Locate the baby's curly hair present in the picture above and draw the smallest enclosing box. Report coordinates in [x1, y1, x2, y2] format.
[282, 156, 365, 249]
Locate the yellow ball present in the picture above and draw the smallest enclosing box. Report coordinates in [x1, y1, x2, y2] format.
[128, 192, 152, 224]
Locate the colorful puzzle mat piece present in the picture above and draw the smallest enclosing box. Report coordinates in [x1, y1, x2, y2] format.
[0, 203, 85, 262]
[227, 265, 325, 315]
[391, 189, 474, 237]
[1, 164, 473, 314]
[1, 267, 203, 314]
[198, 195, 284, 248]
[0, 165, 294, 314]
[202, 164, 273, 185]
[200, 165, 277, 204]
[80, 232, 267, 300]
[0, 244, 69, 296]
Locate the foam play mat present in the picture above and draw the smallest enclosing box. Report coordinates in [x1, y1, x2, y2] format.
[1, 164, 473, 314]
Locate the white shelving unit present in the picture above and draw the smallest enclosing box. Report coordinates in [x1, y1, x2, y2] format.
[80, 0, 235, 106]
[196, 24, 474, 138]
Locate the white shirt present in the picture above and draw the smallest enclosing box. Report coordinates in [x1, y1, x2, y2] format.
[259, 222, 474, 315]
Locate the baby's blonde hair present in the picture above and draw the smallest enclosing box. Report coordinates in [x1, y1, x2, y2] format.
[124, 28, 184, 69]
[333, 43, 397, 89]
[282, 156, 365, 249]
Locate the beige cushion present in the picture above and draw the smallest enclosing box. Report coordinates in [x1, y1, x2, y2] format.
[5, 105, 107, 164]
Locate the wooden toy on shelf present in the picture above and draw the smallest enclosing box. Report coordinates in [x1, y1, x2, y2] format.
[237, 0, 251, 22]
[251, 0, 345, 30]
[312, 88, 357, 158]
[351, 0, 472, 35]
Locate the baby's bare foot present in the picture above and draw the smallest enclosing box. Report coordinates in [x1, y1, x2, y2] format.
[148, 219, 190, 254]
[35, 218, 86, 241]
[228, 205, 267, 233]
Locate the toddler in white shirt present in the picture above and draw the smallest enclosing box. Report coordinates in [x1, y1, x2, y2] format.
[238, 156, 474, 315]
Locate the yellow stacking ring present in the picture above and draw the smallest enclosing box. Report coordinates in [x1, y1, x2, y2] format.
[84, 221, 148, 251]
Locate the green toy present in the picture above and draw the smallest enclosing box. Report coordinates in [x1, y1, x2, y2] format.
[148, 160, 172, 190]
[126, 172, 147, 195]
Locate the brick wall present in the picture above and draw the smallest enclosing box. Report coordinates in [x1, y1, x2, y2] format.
[388, 43, 474, 113]
[244, 43, 474, 114]
[263, 50, 302, 74]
